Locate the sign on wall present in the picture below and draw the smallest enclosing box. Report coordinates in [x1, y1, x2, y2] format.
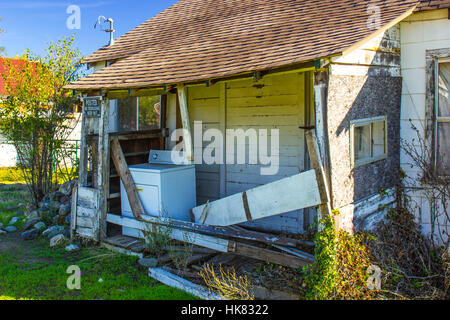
[83, 96, 102, 118]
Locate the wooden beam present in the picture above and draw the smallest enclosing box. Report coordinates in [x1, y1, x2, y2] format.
[110, 138, 145, 219]
[305, 130, 332, 227]
[106, 213, 303, 248]
[106, 214, 313, 268]
[148, 268, 222, 300]
[177, 84, 194, 162]
[70, 186, 78, 241]
[96, 98, 110, 241]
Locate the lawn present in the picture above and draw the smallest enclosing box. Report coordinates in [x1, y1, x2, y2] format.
[0, 233, 195, 300]
[0, 173, 196, 300]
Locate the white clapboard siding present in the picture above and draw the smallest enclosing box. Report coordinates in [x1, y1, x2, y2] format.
[188, 85, 222, 204]
[192, 170, 321, 227]
[225, 73, 306, 233]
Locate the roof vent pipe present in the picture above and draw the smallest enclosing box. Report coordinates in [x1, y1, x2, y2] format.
[95, 16, 116, 47]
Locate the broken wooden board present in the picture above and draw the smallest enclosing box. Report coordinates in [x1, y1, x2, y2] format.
[73, 187, 99, 240]
[107, 212, 302, 248]
[148, 267, 222, 300]
[191, 169, 322, 226]
[107, 214, 313, 269]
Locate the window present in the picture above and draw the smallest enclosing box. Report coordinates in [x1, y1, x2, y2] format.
[117, 96, 161, 132]
[436, 60, 450, 176]
[351, 116, 387, 167]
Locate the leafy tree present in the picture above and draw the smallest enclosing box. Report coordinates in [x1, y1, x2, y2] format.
[0, 36, 83, 205]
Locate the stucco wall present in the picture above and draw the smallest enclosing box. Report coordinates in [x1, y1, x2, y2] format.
[400, 9, 450, 242]
[327, 75, 402, 210]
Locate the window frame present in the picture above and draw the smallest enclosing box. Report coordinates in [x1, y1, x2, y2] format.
[116, 95, 162, 133]
[425, 48, 450, 179]
[350, 115, 388, 167]
[434, 58, 450, 176]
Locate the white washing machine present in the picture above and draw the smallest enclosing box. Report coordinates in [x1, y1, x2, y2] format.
[120, 150, 196, 238]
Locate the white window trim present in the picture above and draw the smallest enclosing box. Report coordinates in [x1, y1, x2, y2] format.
[434, 59, 450, 175]
[350, 116, 388, 167]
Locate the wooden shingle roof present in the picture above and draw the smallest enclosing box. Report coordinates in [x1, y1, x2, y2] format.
[68, 0, 420, 90]
[416, 0, 450, 11]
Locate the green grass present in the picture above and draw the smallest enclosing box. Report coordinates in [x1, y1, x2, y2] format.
[0, 167, 25, 184]
[0, 181, 196, 300]
[0, 235, 197, 300]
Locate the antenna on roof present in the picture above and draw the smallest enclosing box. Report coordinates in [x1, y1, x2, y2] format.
[95, 16, 115, 47]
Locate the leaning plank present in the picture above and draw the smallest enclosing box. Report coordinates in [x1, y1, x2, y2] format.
[110, 137, 145, 219]
[305, 130, 332, 228]
[192, 170, 322, 226]
[148, 267, 222, 300]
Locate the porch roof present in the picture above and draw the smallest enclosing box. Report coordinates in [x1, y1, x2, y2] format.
[67, 0, 420, 91]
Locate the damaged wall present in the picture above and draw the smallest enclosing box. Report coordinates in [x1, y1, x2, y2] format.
[327, 75, 402, 211]
[321, 26, 403, 231]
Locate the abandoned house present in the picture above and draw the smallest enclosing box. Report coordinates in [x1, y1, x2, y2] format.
[65, 0, 450, 267]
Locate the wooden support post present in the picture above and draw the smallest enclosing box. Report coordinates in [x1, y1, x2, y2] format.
[110, 137, 145, 219]
[305, 130, 332, 228]
[78, 101, 89, 186]
[96, 98, 110, 241]
[177, 84, 194, 162]
[70, 186, 78, 241]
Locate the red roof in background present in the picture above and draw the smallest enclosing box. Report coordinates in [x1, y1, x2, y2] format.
[0, 58, 32, 96]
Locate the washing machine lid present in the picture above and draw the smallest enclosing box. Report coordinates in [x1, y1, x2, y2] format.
[129, 162, 194, 173]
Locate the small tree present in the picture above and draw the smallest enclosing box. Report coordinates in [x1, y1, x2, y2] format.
[0, 36, 83, 206]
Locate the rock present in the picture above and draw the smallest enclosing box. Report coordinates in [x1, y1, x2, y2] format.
[4, 226, 17, 232]
[34, 222, 46, 231]
[59, 203, 71, 216]
[50, 192, 65, 202]
[65, 244, 80, 252]
[42, 225, 64, 237]
[21, 228, 40, 241]
[138, 257, 158, 268]
[59, 180, 77, 196]
[22, 218, 41, 231]
[47, 229, 65, 239]
[8, 217, 19, 225]
[0, 230, 6, 235]
[49, 234, 68, 248]
[25, 210, 39, 219]
[60, 195, 71, 204]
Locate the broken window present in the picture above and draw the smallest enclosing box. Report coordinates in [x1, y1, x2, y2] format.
[117, 96, 161, 132]
[436, 61, 450, 176]
[351, 116, 387, 167]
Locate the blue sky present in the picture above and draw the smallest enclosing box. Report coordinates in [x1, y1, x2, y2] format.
[0, 0, 178, 58]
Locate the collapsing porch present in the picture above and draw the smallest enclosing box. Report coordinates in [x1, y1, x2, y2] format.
[98, 129, 331, 269]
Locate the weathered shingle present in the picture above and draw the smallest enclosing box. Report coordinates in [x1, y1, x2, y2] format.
[68, 0, 419, 90]
[416, 0, 450, 11]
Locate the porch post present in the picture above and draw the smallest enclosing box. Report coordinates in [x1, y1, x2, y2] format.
[177, 84, 194, 162]
[96, 97, 110, 241]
